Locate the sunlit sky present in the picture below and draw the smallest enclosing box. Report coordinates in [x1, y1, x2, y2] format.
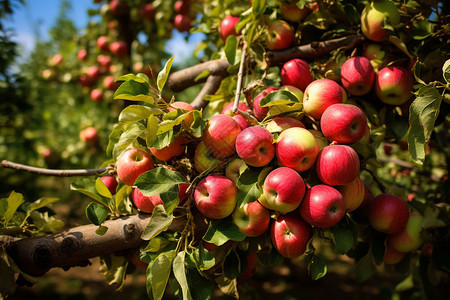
[4, 0, 203, 65]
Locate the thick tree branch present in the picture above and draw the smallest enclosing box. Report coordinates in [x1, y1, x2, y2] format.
[1, 160, 111, 177]
[190, 74, 225, 110]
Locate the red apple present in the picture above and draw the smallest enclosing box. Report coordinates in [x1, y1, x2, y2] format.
[194, 175, 237, 219]
[168, 101, 195, 126]
[298, 184, 346, 228]
[174, 0, 190, 14]
[280, 3, 310, 22]
[97, 36, 109, 52]
[276, 127, 319, 172]
[351, 184, 373, 221]
[225, 158, 245, 183]
[340, 56, 375, 96]
[174, 14, 191, 32]
[150, 135, 188, 161]
[265, 116, 305, 133]
[220, 16, 240, 41]
[103, 75, 120, 91]
[315, 145, 360, 186]
[270, 213, 313, 258]
[239, 252, 258, 279]
[361, 0, 400, 42]
[79, 74, 93, 87]
[383, 244, 405, 265]
[232, 201, 270, 237]
[90, 88, 103, 103]
[281, 59, 313, 92]
[97, 55, 112, 70]
[100, 176, 118, 195]
[140, 3, 155, 20]
[265, 20, 295, 50]
[253, 87, 279, 121]
[116, 148, 154, 186]
[320, 103, 369, 144]
[303, 79, 346, 119]
[368, 193, 410, 234]
[50, 54, 63, 66]
[259, 167, 306, 214]
[109, 41, 128, 58]
[80, 127, 98, 144]
[109, 0, 128, 16]
[86, 66, 101, 82]
[387, 211, 423, 252]
[375, 66, 413, 105]
[77, 49, 88, 61]
[235, 126, 275, 167]
[221, 102, 252, 129]
[338, 176, 365, 212]
[202, 114, 241, 159]
[132, 187, 162, 213]
[194, 141, 222, 173]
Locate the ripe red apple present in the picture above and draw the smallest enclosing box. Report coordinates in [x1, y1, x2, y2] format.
[368, 193, 410, 234]
[150, 135, 188, 161]
[383, 244, 405, 265]
[90, 88, 103, 103]
[276, 127, 319, 172]
[97, 36, 109, 52]
[225, 158, 245, 183]
[109, 41, 128, 58]
[281, 59, 313, 92]
[100, 176, 118, 195]
[232, 201, 270, 237]
[79, 74, 93, 87]
[265, 20, 295, 50]
[280, 3, 310, 22]
[338, 176, 365, 212]
[361, 0, 400, 42]
[194, 175, 237, 219]
[266, 116, 305, 133]
[239, 252, 257, 279]
[340, 56, 375, 96]
[77, 49, 88, 61]
[140, 3, 155, 20]
[351, 183, 373, 222]
[168, 101, 195, 126]
[97, 55, 112, 70]
[253, 87, 279, 121]
[109, 0, 128, 16]
[116, 148, 154, 186]
[303, 79, 346, 119]
[270, 213, 313, 258]
[220, 16, 240, 41]
[103, 75, 120, 91]
[221, 102, 252, 129]
[259, 167, 306, 214]
[375, 66, 413, 105]
[202, 114, 241, 159]
[315, 145, 360, 186]
[194, 141, 221, 173]
[174, 14, 191, 32]
[387, 211, 423, 252]
[86, 66, 101, 82]
[235, 126, 275, 167]
[299, 184, 346, 228]
[80, 127, 99, 144]
[320, 103, 368, 144]
[174, 0, 190, 14]
[132, 187, 162, 213]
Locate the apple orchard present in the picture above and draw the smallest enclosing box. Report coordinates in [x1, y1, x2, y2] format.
[0, 0, 449, 299]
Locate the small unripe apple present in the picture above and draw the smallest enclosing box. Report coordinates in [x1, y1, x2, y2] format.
[225, 158, 245, 184]
[280, 3, 310, 22]
[361, 0, 400, 42]
[194, 141, 221, 173]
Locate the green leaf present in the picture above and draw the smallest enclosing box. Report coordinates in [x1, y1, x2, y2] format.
[194, 70, 210, 82]
[107, 124, 125, 158]
[371, 234, 386, 265]
[330, 217, 358, 255]
[236, 167, 262, 207]
[160, 185, 180, 215]
[443, 59, 450, 84]
[142, 235, 171, 253]
[95, 177, 113, 199]
[354, 254, 375, 283]
[146, 114, 159, 148]
[252, 0, 266, 16]
[141, 205, 174, 240]
[27, 197, 59, 214]
[99, 255, 128, 291]
[149, 129, 174, 150]
[151, 250, 176, 300]
[190, 110, 207, 138]
[257, 246, 284, 267]
[186, 268, 214, 300]
[86, 202, 109, 226]
[411, 19, 435, 40]
[173, 251, 193, 300]
[202, 218, 246, 246]
[95, 225, 109, 236]
[114, 79, 152, 103]
[157, 57, 175, 92]
[115, 184, 132, 213]
[260, 89, 299, 107]
[224, 35, 238, 66]
[1, 191, 24, 225]
[408, 85, 443, 164]
[115, 73, 147, 83]
[70, 178, 111, 208]
[223, 250, 241, 279]
[186, 243, 216, 271]
[310, 255, 327, 280]
[118, 105, 162, 124]
[0, 252, 16, 297]
[135, 167, 187, 197]
[113, 122, 147, 158]
[236, 8, 253, 33]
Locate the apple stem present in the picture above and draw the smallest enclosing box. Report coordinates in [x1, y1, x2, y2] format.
[232, 41, 248, 114]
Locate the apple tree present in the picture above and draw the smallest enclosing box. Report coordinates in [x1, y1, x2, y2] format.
[1, 0, 449, 299]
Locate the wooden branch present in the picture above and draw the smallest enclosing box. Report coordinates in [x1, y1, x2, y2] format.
[1, 160, 111, 177]
[190, 74, 224, 110]
[233, 42, 248, 113]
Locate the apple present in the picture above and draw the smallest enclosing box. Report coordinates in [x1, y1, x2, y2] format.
[86, 66, 101, 82]
[80, 127, 98, 144]
[253, 87, 279, 121]
[235, 126, 275, 167]
[100, 176, 118, 195]
[174, 14, 191, 33]
[308, 129, 328, 151]
[298, 184, 346, 228]
[90, 88, 103, 103]
[79, 74, 93, 87]
[351, 183, 373, 221]
[221, 102, 252, 129]
[303, 79, 347, 119]
[174, 0, 190, 14]
[202, 114, 241, 159]
[368, 193, 410, 234]
[232, 200, 270, 237]
[375, 66, 413, 105]
[363, 43, 386, 71]
[140, 3, 155, 20]
[77, 49, 88, 61]
[50, 54, 63, 66]
[259, 167, 306, 214]
[383, 244, 405, 265]
[168, 101, 195, 126]
[315, 145, 360, 186]
[109, 0, 128, 16]
[387, 211, 423, 252]
[41, 69, 54, 80]
[270, 213, 313, 258]
[225, 158, 245, 183]
[220, 16, 240, 41]
[280, 3, 310, 22]
[132, 187, 162, 213]
[320, 103, 369, 144]
[109, 41, 128, 58]
[276, 127, 319, 172]
[194, 141, 222, 173]
[280, 59, 314, 92]
[340, 56, 375, 96]
[361, 0, 400, 42]
[150, 135, 188, 161]
[103, 75, 120, 91]
[239, 252, 257, 279]
[194, 174, 237, 219]
[97, 55, 112, 70]
[266, 116, 305, 133]
[97, 36, 109, 52]
[338, 176, 365, 212]
[116, 148, 154, 186]
[265, 20, 295, 50]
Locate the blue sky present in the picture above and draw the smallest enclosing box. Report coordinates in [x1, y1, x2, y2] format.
[4, 0, 202, 65]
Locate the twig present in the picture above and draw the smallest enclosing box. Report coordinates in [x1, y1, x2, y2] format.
[233, 42, 248, 113]
[1, 160, 111, 177]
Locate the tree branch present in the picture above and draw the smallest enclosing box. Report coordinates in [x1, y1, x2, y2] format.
[1, 160, 111, 177]
[190, 74, 224, 110]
